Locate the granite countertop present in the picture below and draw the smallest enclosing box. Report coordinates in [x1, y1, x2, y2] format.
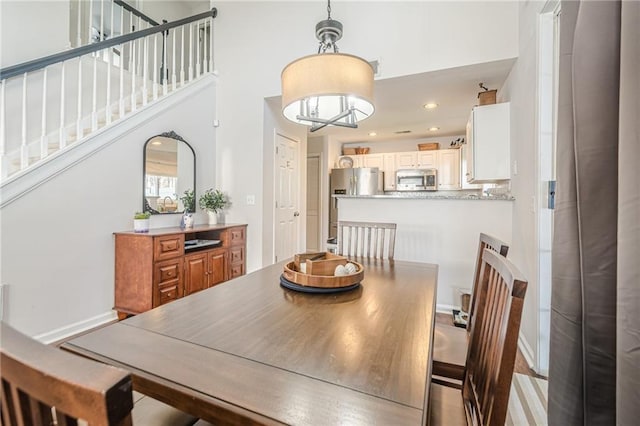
[333, 191, 515, 201]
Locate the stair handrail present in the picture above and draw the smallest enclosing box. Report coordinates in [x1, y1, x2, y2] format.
[114, 0, 160, 27]
[0, 8, 217, 81]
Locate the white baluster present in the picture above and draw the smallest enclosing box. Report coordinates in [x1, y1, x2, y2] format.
[77, 58, 83, 140]
[209, 19, 214, 72]
[59, 62, 66, 149]
[76, 0, 82, 46]
[153, 33, 158, 100]
[20, 73, 28, 170]
[189, 23, 193, 82]
[100, 0, 104, 41]
[92, 54, 98, 130]
[40, 68, 48, 159]
[171, 28, 176, 91]
[88, 0, 93, 43]
[180, 25, 185, 86]
[119, 42, 125, 118]
[110, 0, 114, 39]
[203, 20, 207, 73]
[163, 30, 168, 96]
[131, 40, 137, 112]
[142, 36, 148, 106]
[0, 80, 6, 179]
[120, 3, 124, 37]
[196, 20, 201, 78]
[106, 48, 112, 125]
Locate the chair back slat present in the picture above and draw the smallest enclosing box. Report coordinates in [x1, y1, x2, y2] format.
[462, 249, 527, 426]
[1, 322, 134, 426]
[467, 234, 510, 332]
[337, 221, 397, 260]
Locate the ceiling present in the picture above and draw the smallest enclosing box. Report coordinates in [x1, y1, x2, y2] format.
[291, 58, 516, 144]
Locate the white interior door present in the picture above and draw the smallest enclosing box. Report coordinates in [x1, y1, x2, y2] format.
[274, 133, 300, 263]
[306, 153, 321, 251]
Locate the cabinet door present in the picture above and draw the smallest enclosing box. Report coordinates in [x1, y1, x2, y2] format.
[436, 149, 461, 190]
[352, 155, 364, 168]
[417, 151, 437, 169]
[383, 153, 396, 191]
[469, 102, 510, 182]
[153, 258, 183, 307]
[362, 154, 384, 169]
[395, 152, 417, 169]
[208, 249, 228, 287]
[184, 252, 208, 296]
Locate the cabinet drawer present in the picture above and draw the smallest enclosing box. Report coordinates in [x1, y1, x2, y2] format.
[154, 235, 183, 260]
[229, 246, 245, 264]
[155, 259, 182, 287]
[229, 227, 246, 245]
[158, 285, 180, 305]
[230, 263, 245, 279]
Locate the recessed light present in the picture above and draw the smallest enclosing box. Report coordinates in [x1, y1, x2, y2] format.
[428, 127, 440, 131]
[368, 131, 377, 137]
[423, 103, 438, 109]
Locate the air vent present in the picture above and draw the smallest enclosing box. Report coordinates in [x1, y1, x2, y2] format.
[394, 130, 412, 134]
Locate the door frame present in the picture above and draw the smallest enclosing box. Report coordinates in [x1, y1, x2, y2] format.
[305, 152, 323, 252]
[272, 131, 301, 263]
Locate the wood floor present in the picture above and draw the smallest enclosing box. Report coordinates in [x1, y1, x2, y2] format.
[435, 312, 545, 378]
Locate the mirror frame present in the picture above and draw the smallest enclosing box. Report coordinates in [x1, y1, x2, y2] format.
[142, 130, 196, 215]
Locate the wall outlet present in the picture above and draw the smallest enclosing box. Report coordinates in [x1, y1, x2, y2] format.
[246, 195, 255, 205]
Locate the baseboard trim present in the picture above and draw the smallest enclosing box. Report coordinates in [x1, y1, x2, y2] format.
[33, 311, 117, 344]
[518, 333, 536, 372]
[436, 303, 459, 314]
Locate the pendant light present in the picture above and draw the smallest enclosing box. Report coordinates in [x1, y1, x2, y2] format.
[281, 0, 374, 132]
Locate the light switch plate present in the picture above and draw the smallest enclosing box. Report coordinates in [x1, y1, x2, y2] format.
[246, 195, 255, 205]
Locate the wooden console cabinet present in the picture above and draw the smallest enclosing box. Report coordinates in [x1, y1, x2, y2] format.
[114, 224, 247, 319]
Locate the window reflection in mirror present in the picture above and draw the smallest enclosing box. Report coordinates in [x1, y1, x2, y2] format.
[143, 131, 195, 214]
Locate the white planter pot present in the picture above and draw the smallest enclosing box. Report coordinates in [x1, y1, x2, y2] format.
[133, 218, 150, 233]
[207, 210, 218, 225]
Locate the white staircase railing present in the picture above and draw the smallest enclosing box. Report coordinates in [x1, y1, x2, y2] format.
[0, 8, 216, 183]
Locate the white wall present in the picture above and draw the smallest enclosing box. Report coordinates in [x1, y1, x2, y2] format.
[499, 0, 548, 371]
[338, 198, 513, 307]
[0, 81, 217, 338]
[0, 1, 71, 68]
[213, 1, 518, 272]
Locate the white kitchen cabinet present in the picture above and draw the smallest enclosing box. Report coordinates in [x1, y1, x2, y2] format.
[466, 102, 511, 182]
[417, 151, 437, 169]
[383, 153, 396, 191]
[436, 149, 461, 190]
[460, 144, 482, 189]
[361, 153, 384, 169]
[394, 151, 436, 169]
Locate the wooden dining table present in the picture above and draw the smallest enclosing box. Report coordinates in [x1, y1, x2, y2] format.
[62, 258, 438, 425]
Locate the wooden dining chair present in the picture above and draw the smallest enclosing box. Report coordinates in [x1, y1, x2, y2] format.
[432, 233, 509, 381]
[429, 249, 528, 426]
[337, 221, 397, 260]
[1, 321, 134, 425]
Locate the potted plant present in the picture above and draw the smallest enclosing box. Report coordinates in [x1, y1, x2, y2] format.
[179, 189, 195, 228]
[133, 211, 151, 233]
[199, 189, 227, 224]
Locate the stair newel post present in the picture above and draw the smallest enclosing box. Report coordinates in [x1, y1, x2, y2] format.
[40, 68, 48, 159]
[59, 61, 66, 150]
[152, 33, 158, 101]
[76, 57, 83, 140]
[180, 25, 185, 87]
[171, 27, 177, 91]
[189, 22, 194, 82]
[0, 80, 6, 180]
[91, 53, 98, 131]
[20, 73, 28, 171]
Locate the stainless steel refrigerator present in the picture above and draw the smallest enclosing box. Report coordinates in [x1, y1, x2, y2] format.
[328, 167, 383, 239]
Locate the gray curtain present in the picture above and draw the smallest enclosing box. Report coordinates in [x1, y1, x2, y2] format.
[549, 1, 639, 425]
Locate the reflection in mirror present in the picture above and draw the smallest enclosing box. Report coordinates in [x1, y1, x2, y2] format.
[143, 131, 195, 214]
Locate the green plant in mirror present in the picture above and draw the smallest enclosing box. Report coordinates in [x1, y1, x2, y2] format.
[199, 189, 227, 213]
[134, 211, 151, 219]
[180, 189, 195, 213]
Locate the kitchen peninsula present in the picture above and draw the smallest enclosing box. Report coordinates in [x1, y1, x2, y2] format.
[335, 192, 513, 308]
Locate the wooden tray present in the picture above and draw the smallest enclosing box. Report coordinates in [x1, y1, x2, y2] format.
[283, 260, 364, 288]
[295, 252, 347, 276]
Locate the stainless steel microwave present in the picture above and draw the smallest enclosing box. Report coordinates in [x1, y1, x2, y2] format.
[396, 169, 437, 191]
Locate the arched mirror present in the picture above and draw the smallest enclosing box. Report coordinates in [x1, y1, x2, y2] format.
[143, 131, 196, 214]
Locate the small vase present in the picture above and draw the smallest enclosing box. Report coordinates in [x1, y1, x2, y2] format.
[207, 210, 218, 225]
[180, 212, 194, 229]
[133, 218, 150, 233]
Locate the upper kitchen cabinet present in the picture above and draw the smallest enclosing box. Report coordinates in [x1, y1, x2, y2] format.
[436, 149, 461, 190]
[394, 151, 436, 170]
[465, 102, 511, 182]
